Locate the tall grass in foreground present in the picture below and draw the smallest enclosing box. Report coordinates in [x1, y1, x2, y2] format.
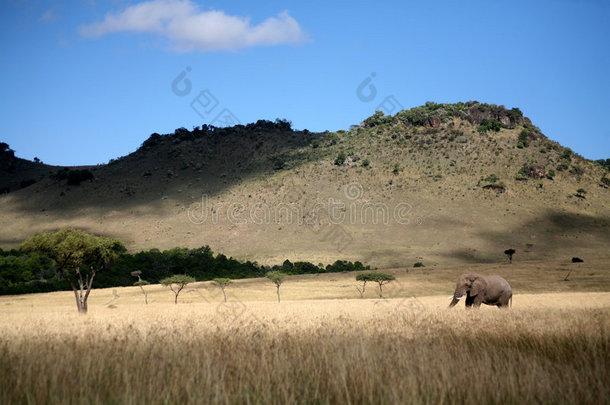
[0, 306, 608, 404]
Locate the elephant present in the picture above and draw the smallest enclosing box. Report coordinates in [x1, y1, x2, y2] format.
[449, 274, 512, 308]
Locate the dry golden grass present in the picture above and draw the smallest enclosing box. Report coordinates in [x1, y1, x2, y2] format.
[1, 262, 609, 404]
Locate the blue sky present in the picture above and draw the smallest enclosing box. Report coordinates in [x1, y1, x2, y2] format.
[1, 0, 609, 165]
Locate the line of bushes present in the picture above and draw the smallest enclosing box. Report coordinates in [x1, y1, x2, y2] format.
[0, 246, 369, 296]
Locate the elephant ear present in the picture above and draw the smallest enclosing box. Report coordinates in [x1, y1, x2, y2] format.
[470, 278, 486, 297]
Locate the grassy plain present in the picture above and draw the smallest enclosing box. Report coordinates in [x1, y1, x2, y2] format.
[1, 260, 609, 404]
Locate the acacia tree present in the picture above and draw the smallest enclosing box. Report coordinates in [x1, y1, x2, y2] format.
[161, 275, 195, 304]
[21, 228, 125, 314]
[356, 273, 373, 298]
[504, 249, 516, 264]
[131, 271, 150, 304]
[362, 272, 396, 298]
[265, 271, 287, 302]
[212, 278, 232, 302]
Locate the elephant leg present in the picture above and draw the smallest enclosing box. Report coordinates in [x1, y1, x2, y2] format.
[465, 295, 475, 307]
[498, 295, 511, 308]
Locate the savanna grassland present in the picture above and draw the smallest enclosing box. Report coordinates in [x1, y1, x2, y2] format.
[1, 260, 609, 404]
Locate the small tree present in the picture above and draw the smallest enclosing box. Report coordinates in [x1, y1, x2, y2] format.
[265, 271, 287, 302]
[358, 272, 395, 298]
[161, 275, 195, 304]
[212, 278, 232, 302]
[356, 273, 373, 298]
[21, 228, 125, 314]
[368, 273, 396, 298]
[504, 249, 516, 263]
[134, 280, 150, 304]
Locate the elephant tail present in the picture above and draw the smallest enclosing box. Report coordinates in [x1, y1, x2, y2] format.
[509, 295, 513, 308]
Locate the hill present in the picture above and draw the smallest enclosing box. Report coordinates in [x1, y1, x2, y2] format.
[1, 102, 609, 267]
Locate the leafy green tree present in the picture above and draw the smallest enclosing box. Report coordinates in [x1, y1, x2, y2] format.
[477, 118, 503, 133]
[356, 273, 373, 298]
[357, 272, 396, 298]
[265, 271, 287, 302]
[21, 228, 125, 313]
[160, 275, 195, 304]
[212, 278, 232, 302]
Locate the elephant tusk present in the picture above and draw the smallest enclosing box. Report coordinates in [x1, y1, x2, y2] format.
[448, 296, 454, 300]
[455, 295, 464, 300]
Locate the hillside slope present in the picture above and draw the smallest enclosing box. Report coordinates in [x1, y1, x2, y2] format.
[1, 102, 609, 267]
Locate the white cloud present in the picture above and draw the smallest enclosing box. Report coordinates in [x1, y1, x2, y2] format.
[79, 0, 308, 52]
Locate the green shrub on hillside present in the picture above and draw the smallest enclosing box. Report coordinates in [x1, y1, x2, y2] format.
[569, 165, 584, 176]
[325, 133, 339, 146]
[518, 130, 531, 147]
[362, 111, 387, 128]
[477, 118, 504, 133]
[334, 152, 346, 166]
[483, 174, 500, 184]
[595, 158, 610, 170]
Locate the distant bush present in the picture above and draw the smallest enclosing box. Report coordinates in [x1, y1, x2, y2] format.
[271, 156, 286, 170]
[325, 133, 339, 146]
[0, 142, 15, 158]
[547, 169, 556, 179]
[595, 158, 610, 170]
[569, 165, 584, 176]
[362, 111, 387, 128]
[477, 118, 504, 133]
[362, 159, 370, 167]
[508, 107, 523, 121]
[334, 152, 346, 166]
[516, 166, 530, 179]
[601, 176, 610, 188]
[397, 107, 429, 126]
[67, 169, 94, 185]
[518, 130, 531, 147]
[483, 174, 500, 184]
[141, 132, 163, 149]
[562, 148, 573, 161]
[274, 118, 292, 131]
[413, 262, 425, 268]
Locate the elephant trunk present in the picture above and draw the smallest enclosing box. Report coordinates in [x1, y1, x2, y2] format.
[448, 288, 466, 308]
